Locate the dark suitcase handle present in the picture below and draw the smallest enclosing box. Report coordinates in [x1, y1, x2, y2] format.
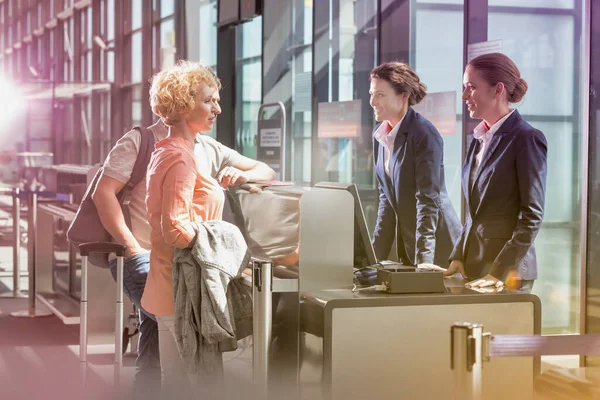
[79, 242, 126, 257]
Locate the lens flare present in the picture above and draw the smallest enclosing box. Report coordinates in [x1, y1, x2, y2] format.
[0, 77, 25, 125]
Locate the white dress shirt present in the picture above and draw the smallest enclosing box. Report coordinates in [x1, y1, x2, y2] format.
[470, 110, 515, 187]
[373, 115, 405, 176]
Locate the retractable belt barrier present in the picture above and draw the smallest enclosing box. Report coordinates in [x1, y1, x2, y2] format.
[251, 260, 299, 397]
[252, 261, 272, 397]
[450, 322, 600, 400]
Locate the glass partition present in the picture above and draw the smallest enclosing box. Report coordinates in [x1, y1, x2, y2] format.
[312, 0, 378, 189]
[412, 0, 465, 215]
[488, 2, 585, 335]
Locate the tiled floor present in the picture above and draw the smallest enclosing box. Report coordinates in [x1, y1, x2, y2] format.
[0, 297, 254, 400]
[0, 298, 127, 400]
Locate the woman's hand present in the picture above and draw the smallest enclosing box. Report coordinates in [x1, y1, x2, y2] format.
[443, 260, 466, 278]
[217, 166, 249, 187]
[465, 274, 504, 289]
[417, 263, 446, 272]
[238, 183, 263, 194]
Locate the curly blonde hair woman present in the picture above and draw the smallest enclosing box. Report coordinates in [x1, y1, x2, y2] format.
[140, 60, 223, 397]
[141, 60, 275, 397]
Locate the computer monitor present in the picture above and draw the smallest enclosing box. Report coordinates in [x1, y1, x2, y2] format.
[314, 182, 378, 268]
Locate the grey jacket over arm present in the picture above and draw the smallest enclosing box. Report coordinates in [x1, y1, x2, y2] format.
[172, 220, 252, 375]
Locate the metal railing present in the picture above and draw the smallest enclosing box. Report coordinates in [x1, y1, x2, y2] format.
[11, 190, 52, 317]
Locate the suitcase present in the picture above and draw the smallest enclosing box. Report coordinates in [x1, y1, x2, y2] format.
[78, 242, 127, 385]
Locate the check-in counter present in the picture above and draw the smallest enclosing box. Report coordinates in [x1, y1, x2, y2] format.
[298, 278, 540, 400]
[228, 183, 541, 399]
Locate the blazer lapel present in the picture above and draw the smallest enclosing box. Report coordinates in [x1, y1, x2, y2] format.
[463, 138, 478, 213]
[389, 108, 413, 179]
[471, 133, 503, 189]
[470, 110, 522, 215]
[376, 141, 396, 204]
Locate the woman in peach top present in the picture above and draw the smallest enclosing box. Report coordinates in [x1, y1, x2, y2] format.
[142, 61, 225, 397]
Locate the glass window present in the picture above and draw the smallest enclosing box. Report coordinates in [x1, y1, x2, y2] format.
[488, 0, 574, 8]
[159, 18, 175, 70]
[313, 0, 378, 189]
[488, 5, 584, 335]
[131, 0, 142, 31]
[131, 85, 143, 127]
[185, 0, 218, 136]
[87, 51, 92, 81]
[87, 7, 92, 48]
[131, 31, 142, 82]
[236, 17, 263, 158]
[160, 0, 175, 18]
[160, 18, 175, 48]
[107, 50, 114, 81]
[107, 0, 115, 40]
[197, 1, 217, 66]
[413, 4, 464, 212]
[242, 17, 262, 59]
[287, 3, 314, 184]
[100, 0, 105, 36]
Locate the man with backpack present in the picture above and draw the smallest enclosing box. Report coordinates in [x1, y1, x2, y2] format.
[91, 114, 274, 396]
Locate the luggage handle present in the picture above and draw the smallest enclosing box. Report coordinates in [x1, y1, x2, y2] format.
[79, 242, 126, 257]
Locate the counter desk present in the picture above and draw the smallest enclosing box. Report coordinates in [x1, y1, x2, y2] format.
[298, 278, 540, 400]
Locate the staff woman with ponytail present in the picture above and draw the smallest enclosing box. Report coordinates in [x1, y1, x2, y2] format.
[369, 62, 461, 269]
[445, 53, 547, 292]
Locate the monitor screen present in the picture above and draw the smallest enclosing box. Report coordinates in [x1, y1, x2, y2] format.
[314, 182, 378, 268]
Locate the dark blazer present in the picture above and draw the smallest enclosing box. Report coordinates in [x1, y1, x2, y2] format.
[372, 107, 461, 267]
[449, 110, 547, 281]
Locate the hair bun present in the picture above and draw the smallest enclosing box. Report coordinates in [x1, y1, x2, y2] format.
[510, 77, 528, 103]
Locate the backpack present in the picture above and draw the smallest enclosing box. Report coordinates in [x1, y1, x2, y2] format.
[67, 126, 156, 268]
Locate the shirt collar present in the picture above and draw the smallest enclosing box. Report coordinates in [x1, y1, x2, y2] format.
[473, 109, 515, 141]
[374, 114, 405, 149]
[154, 120, 203, 143]
[150, 120, 169, 141]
